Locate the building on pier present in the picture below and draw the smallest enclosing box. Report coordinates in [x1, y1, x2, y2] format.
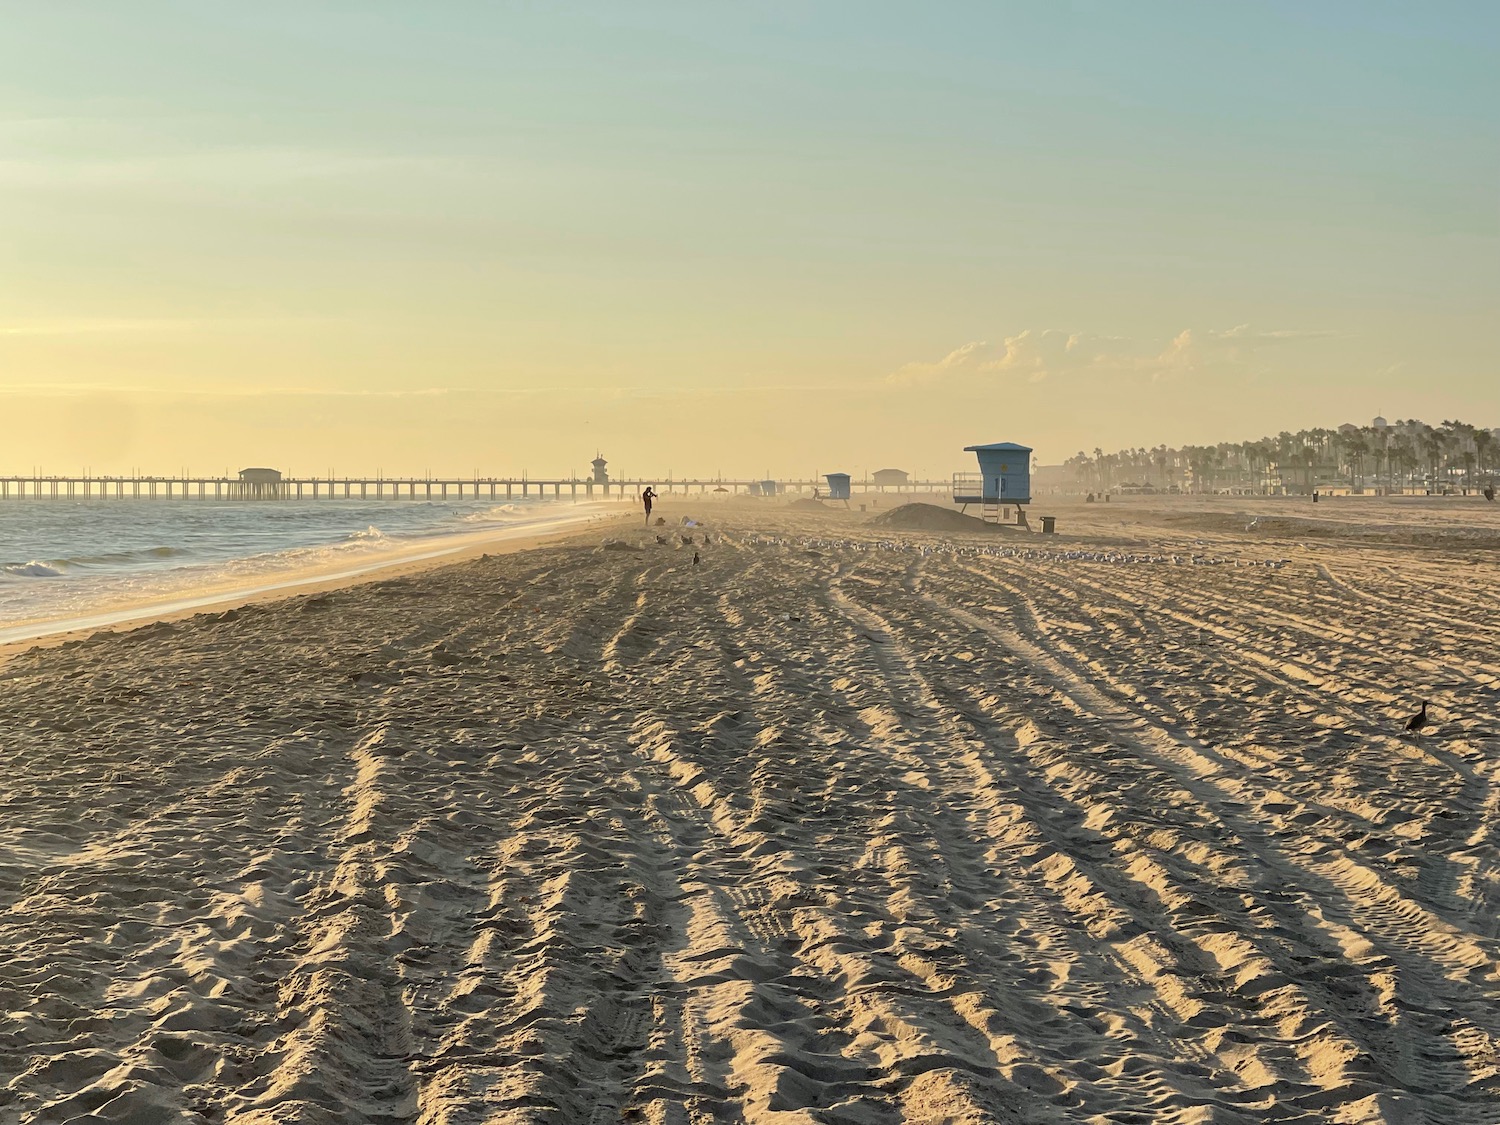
[236, 467, 284, 500]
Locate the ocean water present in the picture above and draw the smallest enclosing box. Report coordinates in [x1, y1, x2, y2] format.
[0, 498, 593, 637]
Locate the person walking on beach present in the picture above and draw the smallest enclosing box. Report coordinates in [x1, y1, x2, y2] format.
[641, 486, 657, 525]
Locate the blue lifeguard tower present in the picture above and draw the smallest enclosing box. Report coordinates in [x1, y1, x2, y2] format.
[953, 442, 1033, 525]
[824, 473, 851, 503]
[759, 479, 778, 497]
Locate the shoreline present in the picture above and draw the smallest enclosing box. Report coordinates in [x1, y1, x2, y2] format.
[0, 508, 629, 665]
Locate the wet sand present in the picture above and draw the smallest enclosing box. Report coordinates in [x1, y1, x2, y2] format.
[1, 496, 1497, 1123]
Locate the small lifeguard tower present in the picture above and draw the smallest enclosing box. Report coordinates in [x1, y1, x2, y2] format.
[759, 479, 778, 497]
[824, 473, 852, 504]
[953, 442, 1032, 525]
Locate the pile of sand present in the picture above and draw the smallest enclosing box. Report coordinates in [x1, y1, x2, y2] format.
[866, 502, 1000, 533]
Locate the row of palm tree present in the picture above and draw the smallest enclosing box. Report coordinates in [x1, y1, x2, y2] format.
[1066, 419, 1498, 495]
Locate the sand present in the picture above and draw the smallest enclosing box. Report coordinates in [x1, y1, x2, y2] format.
[2, 495, 1498, 1123]
[868, 503, 1006, 533]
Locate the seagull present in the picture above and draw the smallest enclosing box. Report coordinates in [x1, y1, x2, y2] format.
[1404, 700, 1428, 733]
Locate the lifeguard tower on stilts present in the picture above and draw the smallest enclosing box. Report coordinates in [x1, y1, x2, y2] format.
[824, 473, 852, 508]
[953, 442, 1032, 527]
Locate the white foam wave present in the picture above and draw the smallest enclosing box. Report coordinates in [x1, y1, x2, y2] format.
[460, 504, 529, 523]
[4, 561, 64, 578]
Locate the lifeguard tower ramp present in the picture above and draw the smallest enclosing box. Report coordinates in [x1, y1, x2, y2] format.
[824, 473, 851, 505]
[953, 442, 1032, 526]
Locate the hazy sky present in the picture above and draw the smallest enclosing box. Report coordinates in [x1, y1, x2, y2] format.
[3, 2, 1495, 477]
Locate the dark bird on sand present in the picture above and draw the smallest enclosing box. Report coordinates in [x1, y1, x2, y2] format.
[681, 535, 694, 545]
[692, 551, 700, 565]
[655, 535, 668, 544]
[1404, 700, 1428, 733]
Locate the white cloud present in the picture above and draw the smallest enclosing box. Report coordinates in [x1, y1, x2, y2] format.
[889, 325, 1334, 386]
[0, 316, 343, 337]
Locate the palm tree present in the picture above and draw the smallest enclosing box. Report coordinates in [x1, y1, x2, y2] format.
[1474, 429, 1496, 486]
[1344, 431, 1369, 490]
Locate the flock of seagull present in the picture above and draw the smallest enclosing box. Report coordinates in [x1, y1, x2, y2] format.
[730, 533, 1292, 570]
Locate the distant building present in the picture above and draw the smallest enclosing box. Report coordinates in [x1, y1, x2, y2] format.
[1032, 463, 1071, 491]
[1373, 416, 1388, 431]
[236, 467, 283, 500]
[872, 468, 909, 488]
[591, 453, 609, 484]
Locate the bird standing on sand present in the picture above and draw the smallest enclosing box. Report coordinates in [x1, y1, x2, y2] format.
[693, 550, 700, 565]
[1404, 700, 1428, 733]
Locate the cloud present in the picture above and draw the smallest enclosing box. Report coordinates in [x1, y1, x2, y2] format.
[0, 381, 857, 402]
[0, 316, 344, 337]
[888, 325, 1334, 385]
[0, 382, 454, 400]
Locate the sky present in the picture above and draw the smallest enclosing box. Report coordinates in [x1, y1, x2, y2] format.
[2, 1, 1496, 478]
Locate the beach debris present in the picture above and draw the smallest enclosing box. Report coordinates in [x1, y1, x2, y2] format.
[601, 538, 643, 552]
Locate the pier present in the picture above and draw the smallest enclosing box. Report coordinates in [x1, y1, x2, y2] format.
[0, 474, 947, 501]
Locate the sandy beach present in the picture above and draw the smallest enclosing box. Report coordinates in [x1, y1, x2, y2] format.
[2, 495, 1498, 1123]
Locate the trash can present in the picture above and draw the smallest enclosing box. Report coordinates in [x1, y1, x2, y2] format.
[1041, 516, 1056, 534]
